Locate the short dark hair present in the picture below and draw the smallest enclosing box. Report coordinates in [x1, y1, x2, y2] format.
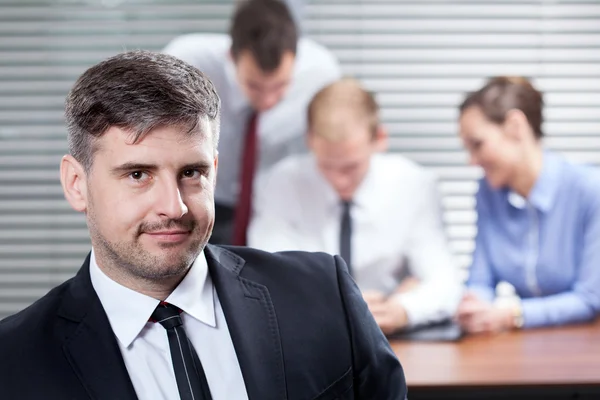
[229, 0, 298, 72]
[459, 76, 544, 139]
[65, 50, 221, 171]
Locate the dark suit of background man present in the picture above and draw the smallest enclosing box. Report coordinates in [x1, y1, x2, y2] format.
[0, 51, 406, 399]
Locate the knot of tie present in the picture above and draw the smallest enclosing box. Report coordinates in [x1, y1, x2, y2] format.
[150, 302, 183, 330]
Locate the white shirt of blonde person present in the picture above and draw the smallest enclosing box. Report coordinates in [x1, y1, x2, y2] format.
[163, 34, 341, 208]
[248, 153, 463, 327]
[89, 249, 248, 400]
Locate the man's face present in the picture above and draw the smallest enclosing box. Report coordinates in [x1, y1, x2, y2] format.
[309, 125, 384, 201]
[234, 50, 295, 112]
[68, 123, 218, 281]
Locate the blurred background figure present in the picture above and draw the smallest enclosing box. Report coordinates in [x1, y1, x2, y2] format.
[163, 0, 340, 245]
[456, 77, 600, 334]
[249, 78, 462, 334]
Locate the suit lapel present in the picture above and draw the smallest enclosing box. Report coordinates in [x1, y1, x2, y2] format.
[57, 254, 138, 400]
[205, 245, 287, 400]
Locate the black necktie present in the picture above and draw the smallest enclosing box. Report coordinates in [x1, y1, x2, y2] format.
[340, 200, 353, 276]
[150, 302, 212, 400]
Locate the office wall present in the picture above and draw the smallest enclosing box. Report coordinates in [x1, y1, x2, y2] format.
[0, 0, 599, 319]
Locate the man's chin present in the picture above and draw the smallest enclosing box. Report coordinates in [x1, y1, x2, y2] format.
[135, 254, 197, 280]
[133, 237, 206, 272]
[146, 246, 200, 263]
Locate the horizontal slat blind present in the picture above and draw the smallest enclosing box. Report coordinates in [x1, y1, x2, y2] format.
[1, 0, 599, 319]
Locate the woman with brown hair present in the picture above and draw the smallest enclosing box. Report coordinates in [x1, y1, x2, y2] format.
[456, 76, 600, 334]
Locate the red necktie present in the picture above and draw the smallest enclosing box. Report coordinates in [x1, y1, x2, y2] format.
[232, 112, 258, 245]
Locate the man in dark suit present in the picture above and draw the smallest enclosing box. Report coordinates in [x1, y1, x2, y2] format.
[0, 51, 406, 399]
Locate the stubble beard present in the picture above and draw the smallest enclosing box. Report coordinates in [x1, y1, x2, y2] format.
[87, 207, 209, 284]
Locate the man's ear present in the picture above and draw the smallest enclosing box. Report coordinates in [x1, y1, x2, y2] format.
[60, 155, 88, 213]
[374, 124, 389, 152]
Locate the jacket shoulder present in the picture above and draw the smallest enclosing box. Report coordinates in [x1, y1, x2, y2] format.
[230, 245, 338, 270]
[0, 278, 72, 344]
[220, 246, 342, 289]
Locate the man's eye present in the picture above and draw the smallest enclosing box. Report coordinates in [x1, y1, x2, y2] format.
[182, 169, 200, 178]
[130, 171, 147, 180]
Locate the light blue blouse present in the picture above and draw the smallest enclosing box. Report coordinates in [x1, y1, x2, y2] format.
[468, 151, 600, 328]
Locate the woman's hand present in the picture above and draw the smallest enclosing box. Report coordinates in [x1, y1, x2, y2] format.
[456, 292, 515, 334]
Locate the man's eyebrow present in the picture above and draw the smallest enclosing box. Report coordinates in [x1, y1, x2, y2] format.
[181, 161, 213, 171]
[110, 162, 158, 176]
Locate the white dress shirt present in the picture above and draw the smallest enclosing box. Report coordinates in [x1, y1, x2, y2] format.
[248, 153, 463, 327]
[163, 34, 341, 207]
[89, 250, 248, 400]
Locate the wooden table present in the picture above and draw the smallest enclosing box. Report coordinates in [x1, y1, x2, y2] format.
[391, 320, 600, 399]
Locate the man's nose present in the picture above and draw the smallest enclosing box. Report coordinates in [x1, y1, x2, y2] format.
[154, 178, 188, 219]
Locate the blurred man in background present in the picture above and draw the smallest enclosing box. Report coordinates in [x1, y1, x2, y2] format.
[164, 0, 340, 245]
[249, 78, 463, 334]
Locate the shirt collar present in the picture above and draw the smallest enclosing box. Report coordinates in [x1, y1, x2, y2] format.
[89, 249, 215, 348]
[508, 150, 561, 212]
[165, 252, 215, 329]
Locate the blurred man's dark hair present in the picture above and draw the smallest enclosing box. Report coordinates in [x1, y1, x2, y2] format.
[230, 0, 298, 72]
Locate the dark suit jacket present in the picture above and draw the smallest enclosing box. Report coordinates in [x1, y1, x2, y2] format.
[0, 245, 407, 399]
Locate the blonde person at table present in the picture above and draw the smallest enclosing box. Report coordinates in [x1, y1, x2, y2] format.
[248, 78, 462, 334]
[456, 76, 600, 334]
